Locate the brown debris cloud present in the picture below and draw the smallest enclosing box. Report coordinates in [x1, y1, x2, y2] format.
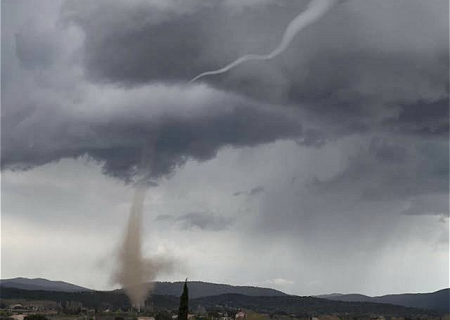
[113, 168, 176, 307]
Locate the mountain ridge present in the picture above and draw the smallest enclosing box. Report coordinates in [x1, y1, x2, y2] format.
[1, 277, 448, 312]
[316, 288, 449, 313]
[0, 277, 91, 293]
[0, 278, 286, 298]
[151, 281, 287, 298]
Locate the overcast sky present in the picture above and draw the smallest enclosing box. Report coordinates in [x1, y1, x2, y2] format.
[1, 0, 449, 296]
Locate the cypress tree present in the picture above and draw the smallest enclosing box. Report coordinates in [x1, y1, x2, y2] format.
[177, 278, 189, 320]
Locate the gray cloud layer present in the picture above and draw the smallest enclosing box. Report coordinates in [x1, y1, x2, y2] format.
[62, 0, 449, 136]
[2, 0, 448, 180]
[2, 83, 303, 181]
[1, 0, 448, 211]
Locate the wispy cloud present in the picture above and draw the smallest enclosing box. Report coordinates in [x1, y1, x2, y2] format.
[155, 212, 234, 231]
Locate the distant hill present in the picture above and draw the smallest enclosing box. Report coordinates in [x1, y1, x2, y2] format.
[0, 278, 284, 298]
[192, 293, 439, 317]
[0, 277, 91, 293]
[0, 287, 439, 317]
[151, 281, 287, 298]
[316, 288, 449, 313]
[1, 277, 447, 313]
[315, 293, 372, 302]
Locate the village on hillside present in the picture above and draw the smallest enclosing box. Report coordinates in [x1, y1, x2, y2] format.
[1, 295, 448, 320]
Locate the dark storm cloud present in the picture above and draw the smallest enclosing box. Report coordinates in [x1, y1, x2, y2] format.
[60, 0, 293, 84]
[308, 136, 449, 215]
[243, 137, 448, 270]
[1, 85, 303, 181]
[1, 0, 448, 186]
[383, 98, 449, 136]
[155, 212, 234, 231]
[2, 0, 308, 182]
[61, 0, 449, 139]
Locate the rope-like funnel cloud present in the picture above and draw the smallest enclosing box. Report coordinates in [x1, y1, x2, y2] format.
[189, 0, 339, 84]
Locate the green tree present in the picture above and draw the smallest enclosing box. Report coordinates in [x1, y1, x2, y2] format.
[177, 279, 189, 320]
